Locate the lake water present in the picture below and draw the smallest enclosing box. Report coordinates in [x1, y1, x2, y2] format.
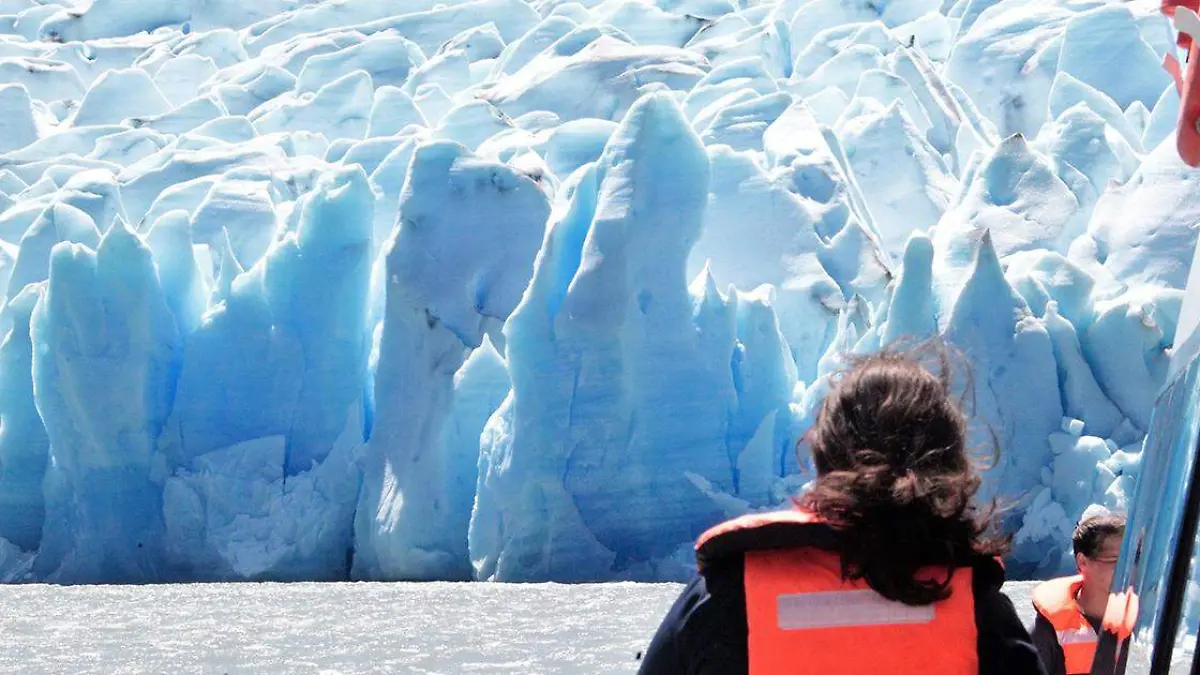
[0, 580, 1038, 674]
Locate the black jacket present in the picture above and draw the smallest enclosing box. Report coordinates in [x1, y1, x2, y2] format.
[638, 546, 1049, 675]
[1030, 612, 1129, 675]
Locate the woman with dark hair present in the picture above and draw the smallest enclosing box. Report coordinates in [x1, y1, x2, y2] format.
[637, 346, 1047, 674]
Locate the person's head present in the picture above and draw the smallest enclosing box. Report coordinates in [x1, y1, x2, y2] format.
[1074, 512, 1125, 593]
[797, 343, 1008, 606]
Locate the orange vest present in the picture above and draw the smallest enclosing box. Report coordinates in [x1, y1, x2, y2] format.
[1032, 575, 1097, 675]
[696, 509, 981, 675]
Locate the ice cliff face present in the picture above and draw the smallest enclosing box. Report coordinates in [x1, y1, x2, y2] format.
[0, 0, 1190, 583]
[353, 140, 549, 581]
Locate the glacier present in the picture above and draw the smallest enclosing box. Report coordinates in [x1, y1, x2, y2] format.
[0, 0, 1194, 585]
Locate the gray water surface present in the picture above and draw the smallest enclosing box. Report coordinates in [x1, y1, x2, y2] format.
[0, 580, 1038, 674]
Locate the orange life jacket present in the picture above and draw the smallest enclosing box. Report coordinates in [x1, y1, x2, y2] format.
[695, 509, 982, 675]
[1032, 575, 1097, 675]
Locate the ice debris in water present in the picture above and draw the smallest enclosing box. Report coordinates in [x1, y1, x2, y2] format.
[0, 0, 1190, 583]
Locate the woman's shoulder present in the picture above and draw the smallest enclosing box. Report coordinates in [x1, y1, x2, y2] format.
[967, 554, 1007, 592]
[637, 560, 749, 675]
[969, 562, 1049, 675]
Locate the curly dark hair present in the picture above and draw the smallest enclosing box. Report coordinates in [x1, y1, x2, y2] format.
[796, 341, 1010, 606]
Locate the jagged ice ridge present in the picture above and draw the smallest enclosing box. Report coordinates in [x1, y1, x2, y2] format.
[0, 0, 1192, 583]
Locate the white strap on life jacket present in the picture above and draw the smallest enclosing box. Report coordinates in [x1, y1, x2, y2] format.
[776, 589, 937, 631]
[1056, 625, 1099, 646]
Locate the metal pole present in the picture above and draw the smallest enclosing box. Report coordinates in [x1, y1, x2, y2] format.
[1154, 429, 1200, 673]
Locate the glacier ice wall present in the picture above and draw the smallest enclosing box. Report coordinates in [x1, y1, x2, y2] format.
[32, 223, 181, 583]
[353, 140, 549, 581]
[471, 92, 741, 581]
[0, 0, 1193, 583]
